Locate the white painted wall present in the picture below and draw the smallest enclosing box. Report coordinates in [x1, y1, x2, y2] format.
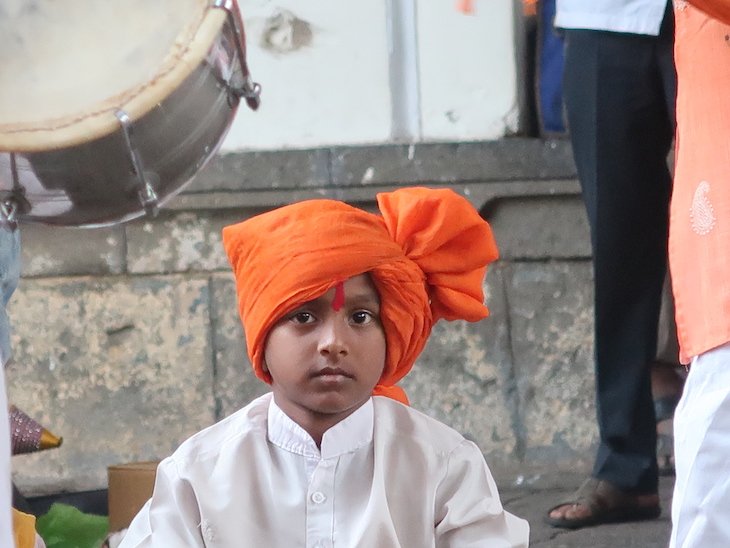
[417, 0, 519, 141]
[222, 0, 518, 152]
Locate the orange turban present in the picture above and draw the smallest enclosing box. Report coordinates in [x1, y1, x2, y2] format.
[221, 187, 498, 404]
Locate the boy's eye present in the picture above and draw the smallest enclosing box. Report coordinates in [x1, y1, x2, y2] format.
[351, 310, 375, 325]
[291, 312, 315, 324]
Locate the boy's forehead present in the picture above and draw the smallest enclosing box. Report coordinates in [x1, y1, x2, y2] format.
[332, 281, 345, 311]
[302, 274, 380, 308]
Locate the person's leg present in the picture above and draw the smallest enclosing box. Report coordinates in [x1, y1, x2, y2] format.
[547, 17, 675, 526]
[0, 223, 21, 548]
[652, 281, 684, 475]
[651, 9, 684, 476]
[571, 27, 672, 489]
[670, 344, 730, 547]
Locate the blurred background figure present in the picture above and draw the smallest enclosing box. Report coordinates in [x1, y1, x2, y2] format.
[0, 221, 21, 547]
[545, 0, 682, 529]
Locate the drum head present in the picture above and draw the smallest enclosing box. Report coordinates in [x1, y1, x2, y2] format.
[0, 0, 221, 151]
[0, 0, 250, 227]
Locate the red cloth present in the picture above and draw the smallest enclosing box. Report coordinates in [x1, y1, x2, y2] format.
[222, 187, 499, 403]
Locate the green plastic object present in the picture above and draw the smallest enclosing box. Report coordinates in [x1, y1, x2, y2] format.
[36, 503, 109, 548]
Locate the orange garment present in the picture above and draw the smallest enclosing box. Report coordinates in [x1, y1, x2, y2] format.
[456, 0, 537, 16]
[456, 0, 474, 14]
[13, 508, 36, 548]
[222, 187, 498, 403]
[686, 0, 730, 24]
[670, 1, 730, 363]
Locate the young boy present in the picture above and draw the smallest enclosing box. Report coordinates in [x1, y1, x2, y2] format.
[120, 187, 529, 547]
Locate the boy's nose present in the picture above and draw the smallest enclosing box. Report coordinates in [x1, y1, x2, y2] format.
[317, 320, 348, 357]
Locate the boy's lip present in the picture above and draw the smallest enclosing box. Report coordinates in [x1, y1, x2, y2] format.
[311, 366, 354, 379]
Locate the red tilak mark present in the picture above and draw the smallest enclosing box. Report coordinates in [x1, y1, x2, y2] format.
[331, 281, 345, 311]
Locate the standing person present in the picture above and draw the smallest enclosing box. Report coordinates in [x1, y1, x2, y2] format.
[0, 220, 47, 548]
[669, 1, 730, 546]
[120, 187, 529, 547]
[545, 0, 680, 528]
[0, 222, 45, 547]
[0, 222, 20, 548]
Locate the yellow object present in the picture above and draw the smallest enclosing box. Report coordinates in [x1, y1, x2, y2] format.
[13, 508, 37, 548]
[39, 428, 63, 451]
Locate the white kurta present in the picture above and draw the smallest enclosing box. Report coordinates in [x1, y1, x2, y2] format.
[670, 343, 730, 548]
[0, 367, 11, 548]
[120, 394, 529, 547]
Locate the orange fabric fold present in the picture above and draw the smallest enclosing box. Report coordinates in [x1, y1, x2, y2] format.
[687, 0, 730, 26]
[222, 187, 498, 402]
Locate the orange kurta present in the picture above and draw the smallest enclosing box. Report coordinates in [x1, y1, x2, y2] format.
[670, 1, 730, 363]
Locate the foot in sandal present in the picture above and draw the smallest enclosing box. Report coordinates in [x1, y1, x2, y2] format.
[544, 478, 661, 529]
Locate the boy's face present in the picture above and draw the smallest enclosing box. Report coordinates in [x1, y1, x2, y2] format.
[264, 274, 386, 431]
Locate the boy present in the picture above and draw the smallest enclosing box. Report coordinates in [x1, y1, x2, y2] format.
[120, 187, 529, 547]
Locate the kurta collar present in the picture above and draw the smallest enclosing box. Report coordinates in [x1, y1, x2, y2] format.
[267, 397, 374, 459]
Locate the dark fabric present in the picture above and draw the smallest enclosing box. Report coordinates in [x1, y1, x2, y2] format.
[562, 2, 676, 494]
[537, 0, 567, 135]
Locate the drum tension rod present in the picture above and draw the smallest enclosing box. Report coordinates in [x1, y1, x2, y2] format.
[0, 198, 17, 227]
[1, 153, 30, 227]
[212, 0, 262, 110]
[115, 110, 159, 218]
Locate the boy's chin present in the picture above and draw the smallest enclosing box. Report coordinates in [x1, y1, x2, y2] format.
[306, 394, 370, 417]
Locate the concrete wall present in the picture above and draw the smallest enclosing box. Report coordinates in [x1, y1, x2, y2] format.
[7, 139, 600, 495]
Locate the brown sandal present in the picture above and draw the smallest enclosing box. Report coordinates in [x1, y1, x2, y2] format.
[544, 478, 661, 529]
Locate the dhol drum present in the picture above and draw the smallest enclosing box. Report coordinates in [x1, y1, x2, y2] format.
[0, 0, 260, 227]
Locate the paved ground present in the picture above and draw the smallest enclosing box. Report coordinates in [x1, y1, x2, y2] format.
[501, 475, 674, 547]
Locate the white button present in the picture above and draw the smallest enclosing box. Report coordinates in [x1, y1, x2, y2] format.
[311, 491, 327, 504]
[313, 542, 326, 548]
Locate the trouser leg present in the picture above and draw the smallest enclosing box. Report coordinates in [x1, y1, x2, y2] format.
[563, 13, 675, 493]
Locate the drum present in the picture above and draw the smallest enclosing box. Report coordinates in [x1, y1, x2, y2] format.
[0, 0, 260, 227]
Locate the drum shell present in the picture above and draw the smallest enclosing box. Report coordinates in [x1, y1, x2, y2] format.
[0, 14, 241, 228]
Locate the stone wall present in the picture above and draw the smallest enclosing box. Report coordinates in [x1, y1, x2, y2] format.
[7, 138, 598, 495]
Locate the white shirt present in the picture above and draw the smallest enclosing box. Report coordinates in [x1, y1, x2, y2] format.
[0, 368, 11, 548]
[555, 0, 669, 35]
[120, 393, 528, 547]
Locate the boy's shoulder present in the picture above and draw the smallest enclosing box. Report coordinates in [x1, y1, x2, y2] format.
[172, 392, 272, 465]
[371, 396, 470, 455]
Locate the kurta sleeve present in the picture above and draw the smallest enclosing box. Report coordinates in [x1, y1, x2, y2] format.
[434, 440, 529, 548]
[118, 458, 205, 548]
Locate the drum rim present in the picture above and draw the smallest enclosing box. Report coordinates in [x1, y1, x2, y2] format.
[0, 2, 227, 153]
